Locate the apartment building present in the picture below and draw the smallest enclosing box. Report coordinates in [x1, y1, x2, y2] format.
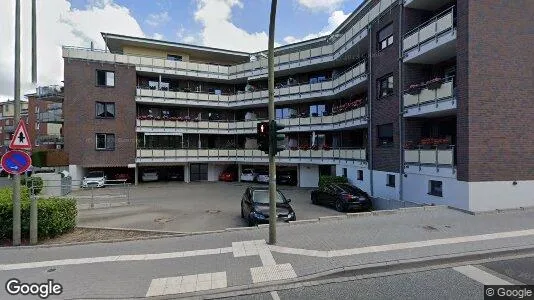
[0, 100, 29, 155]
[61, 0, 534, 212]
[27, 85, 65, 150]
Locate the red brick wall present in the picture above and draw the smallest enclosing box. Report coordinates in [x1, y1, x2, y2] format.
[461, 0, 534, 181]
[63, 60, 136, 167]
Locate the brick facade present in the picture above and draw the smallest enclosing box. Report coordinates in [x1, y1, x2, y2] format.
[63, 60, 136, 167]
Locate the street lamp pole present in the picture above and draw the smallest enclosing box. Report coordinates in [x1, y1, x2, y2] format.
[267, 0, 278, 245]
[12, 0, 22, 246]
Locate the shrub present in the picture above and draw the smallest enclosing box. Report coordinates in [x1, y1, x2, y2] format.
[20, 176, 44, 195]
[0, 187, 77, 241]
[318, 175, 348, 189]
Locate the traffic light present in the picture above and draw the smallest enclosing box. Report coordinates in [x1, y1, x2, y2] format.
[257, 121, 270, 154]
[269, 120, 285, 155]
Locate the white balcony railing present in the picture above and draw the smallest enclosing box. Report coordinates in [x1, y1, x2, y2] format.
[404, 147, 454, 167]
[136, 148, 366, 163]
[403, 77, 454, 108]
[403, 6, 455, 52]
[63, 0, 397, 80]
[136, 61, 367, 106]
[137, 106, 367, 133]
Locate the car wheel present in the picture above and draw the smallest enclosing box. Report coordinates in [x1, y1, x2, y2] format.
[247, 217, 255, 227]
[335, 199, 345, 212]
[240, 205, 244, 218]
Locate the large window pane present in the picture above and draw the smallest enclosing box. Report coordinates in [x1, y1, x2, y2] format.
[106, 72, 115, 86]
[96, 134, 106, 149]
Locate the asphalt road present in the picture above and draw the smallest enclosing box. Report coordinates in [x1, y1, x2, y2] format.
[75, 181, 347, 232]
[226, 256, 534, 300]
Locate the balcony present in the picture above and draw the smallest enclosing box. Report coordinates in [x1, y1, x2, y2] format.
[404, 0, 452, 11]
[38, 109, 64, 123]
[37, 135, 64, 145]
[137, 105, 367, 135]
[403, 6, 456, 64]
[136, 61, 367, 107]
[403, 77, 456, 117]
[136, 148, 367, 166]
[404, 145, 455, 178]
[36, 85, 64, 103]
[3, 125, 14, 133]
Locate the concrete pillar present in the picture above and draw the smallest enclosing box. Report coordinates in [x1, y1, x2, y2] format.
[184, 163, 190, 183]
[134, 165, 139, 186]
[238, 164, 242, 182]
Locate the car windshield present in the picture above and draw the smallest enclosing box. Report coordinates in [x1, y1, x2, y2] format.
[258, 171, 268, 175]
[86, 171, 104, 178]
[252, 190, 286, 204]
[243, 170, 253, 174]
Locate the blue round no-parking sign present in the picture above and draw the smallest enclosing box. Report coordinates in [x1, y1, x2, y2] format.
[1, 150, 32, 175]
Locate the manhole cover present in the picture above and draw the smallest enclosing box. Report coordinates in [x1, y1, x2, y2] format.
[206, 209, 221, 214]
[422, 225, 439, 231]
[154, 217, 174, 223]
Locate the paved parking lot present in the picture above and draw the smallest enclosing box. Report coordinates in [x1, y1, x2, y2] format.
[75, 182, 346, 232]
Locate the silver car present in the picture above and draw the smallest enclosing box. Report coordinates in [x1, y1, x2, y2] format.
[82, 171, 106, 188]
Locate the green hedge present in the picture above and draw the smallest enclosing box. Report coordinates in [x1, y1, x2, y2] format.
[0, 187, 77, 240]
[318, 175, 348, 189]
[20, 176, 44, 195]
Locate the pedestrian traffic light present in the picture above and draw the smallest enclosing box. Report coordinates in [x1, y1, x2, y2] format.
[257, 121, 270, 154]
[270, 120, 285, 155]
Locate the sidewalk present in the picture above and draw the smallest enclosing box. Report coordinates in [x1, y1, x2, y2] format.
[0, 206, 533, 298]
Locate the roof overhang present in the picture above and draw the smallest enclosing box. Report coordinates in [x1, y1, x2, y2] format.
[101, 33, 251, 64]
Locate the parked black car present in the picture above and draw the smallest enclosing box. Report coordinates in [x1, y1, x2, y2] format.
[240, 187, 296, 226]
[310, 183, 372, 212]
[276, 170, 297, 186]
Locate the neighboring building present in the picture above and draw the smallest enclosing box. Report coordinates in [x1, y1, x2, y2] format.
[61, 0, 534, 212]
[0, 100, 29, 154]
[27, 85, 65, 150]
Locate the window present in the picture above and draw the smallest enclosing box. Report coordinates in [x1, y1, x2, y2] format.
[96, 70, 115, 87]
[357, 170, 364, 181]
[96, 133, 115, 150]
[378, 123, 394, 147]
[387, 174, 395, 187]
[310, 104, 326, 117]
[276, 108, 296, 119]
[167, 54, 182, 61]
[378, 23, 394, 51]
[342, 168, 348, 178]
[429, 180, 443, 197]
[35, 106, 39, 114]
[35, 122, 40, 130]
[378, 74, 394, 98]
[96, 102, 115, 118]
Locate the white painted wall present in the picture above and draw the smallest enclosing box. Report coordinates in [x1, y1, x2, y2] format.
[68, 164, 84, 190]
[184, 163, 190, 183]
[299, 164, 319, 187]
[335, 165, 371, 194]
[372, 170, 399, 200]
[208, 164, 227, 181]
[468, 180, 534, 211]
[402, 173, 469, 210]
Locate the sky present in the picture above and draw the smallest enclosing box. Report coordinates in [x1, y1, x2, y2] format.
[0, 0, 363, 100]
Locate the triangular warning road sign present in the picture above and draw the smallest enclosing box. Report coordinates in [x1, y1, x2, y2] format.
[9, 119, 32, 150]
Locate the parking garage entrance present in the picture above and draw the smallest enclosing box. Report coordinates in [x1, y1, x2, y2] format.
[190, 163, 208, 181]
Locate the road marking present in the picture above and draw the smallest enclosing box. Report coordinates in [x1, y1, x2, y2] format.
[0, 247, 232, 271]
[269, 228, 534, 257]
[453, 265, 513, 285]
[270, 291, 281, 300]
[145, 272, 227, 297]
[2, 228, 534, 271]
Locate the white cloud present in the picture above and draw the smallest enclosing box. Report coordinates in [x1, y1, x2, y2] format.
[145, 11, 170, 27]
[152, 33, 165, 40]
[283, 10, 349, 44]
[0, 0, 145, 100]
[193, 0, 275, 52]
[296, 0, 346, 11]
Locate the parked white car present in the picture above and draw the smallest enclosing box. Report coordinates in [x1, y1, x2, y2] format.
[82, 171, 106, 188]
[141, 169, 159, 182]
[240, 169, 257, 182]
[256, 171, 269, 183]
